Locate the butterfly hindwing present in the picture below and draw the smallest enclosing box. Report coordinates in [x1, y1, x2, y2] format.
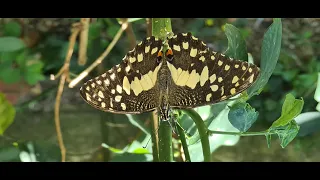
[166, 32, 260, 109]
[80, 36, 163, 114]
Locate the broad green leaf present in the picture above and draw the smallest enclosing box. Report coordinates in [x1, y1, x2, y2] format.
[25, 61, 45, 85]
[271, 93, 304, 128]
[0, 93, 16, 135]
[224, 23, 248, 61]
[0, 37, 26, 52]
[247, 18, 282, 96]
[0, 66, 21, 84]
[111, 152, 153, 162]
[4, 21, 22, 37]
[228, 102, 259, 132]
[314, 73, 320, 102]
[317, 103, 320, 112]
[275, 121, 300, 148]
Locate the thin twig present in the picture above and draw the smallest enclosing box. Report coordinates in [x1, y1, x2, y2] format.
[78, 18, 90, 66]
[146, 18, 152, 37]
[54, 26, 81, 162]
[125, 22, 136, 49]
[68, 21, 128, 88]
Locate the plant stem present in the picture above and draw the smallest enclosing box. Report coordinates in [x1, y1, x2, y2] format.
[150, 112, 159, 162]
[182, 109, 211, 162]
[158, 121, 173, 161]
[152, 18, 173, 162]
[177, 123, 191, 162]
[208, 130, 277, 136]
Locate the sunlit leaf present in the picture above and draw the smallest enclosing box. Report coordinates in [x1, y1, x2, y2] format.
[295, 111, 320, 137]
[271, 93, 304, 128]
[0, 93, 16, 135]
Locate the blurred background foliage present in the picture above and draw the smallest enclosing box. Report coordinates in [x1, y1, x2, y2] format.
[0, 18, 319, 162]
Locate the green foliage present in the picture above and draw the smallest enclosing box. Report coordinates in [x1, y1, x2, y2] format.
[3, 21, 22, 37]
[228, 102, 259, 132]
[267, 93, 303, 148]
[0, 93, 16, 135]
[224, 23, 248, 61]
[0, 49, 45, 85]
[315, 73, 320, 111]
[270, 93, 304, 128]
[0, 37, 25, 52]
[247, 18, 282, 97]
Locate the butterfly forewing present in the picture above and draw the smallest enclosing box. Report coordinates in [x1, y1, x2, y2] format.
[80, 36, 163, 114]
[166, 32, 260, 108]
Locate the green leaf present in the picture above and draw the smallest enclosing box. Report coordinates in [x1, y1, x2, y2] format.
[270, 93, 304, 128]
[224, 23, 248, 61]
[274, 121, 300, 148]
[228, 102, 259, 132]
[25, 61, 45, 85]
[128, 18, 144, 23]
[4, 21, 22, 37]
[247, 18, 282, 96]
[314, 73, 320, 103]
[0, 37, 26, 52]
[0, 93, 16, 135]
[0, 65, 21, 84]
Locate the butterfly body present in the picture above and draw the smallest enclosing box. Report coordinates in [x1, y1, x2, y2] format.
[79, 32, 260, 121]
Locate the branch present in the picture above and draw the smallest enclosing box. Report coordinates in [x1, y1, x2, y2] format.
[68, 21, 128, 88]
[54, 25, 81, 162]
[78, 18, 90, 66]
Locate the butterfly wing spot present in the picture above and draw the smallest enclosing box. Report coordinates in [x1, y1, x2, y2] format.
[242, 66, 246, 71]
[104, 79, 110, 86]
[151, 47, 158, 55]
[218, 77, 223, 82]
[101, 102, 106, 108]
[98, 91, 104, 98]
[230, 88, 236, 95]
[235, 64, 239, 68]
[206, 93, 212, 102]
[115, 95, 122, 102]
[137, 53, 143, 62]
[224, 65, 230, 71]
[173, 45, 181, 51]
[211, 55, 215, 60]
[116, 85, 122, 94]
[209, 74, 216, 83]
[186, 70, 200, 89]
[249, 74, 255, 83]
[190, 48, 197, 57]
[121, 103, 126, 110]
[200, 66, 209, 87]
[111, 89, 115, 94]
[218, 60, 223, 66]
[110, 73, 116, 81]
[145, 46, 150, 53]
[199, 56, 205, 62]
[232, 76, 239, 84]
[182, 42, 189, 49]
[210, 85, 219, 92]
[221, 86, 224, 96]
